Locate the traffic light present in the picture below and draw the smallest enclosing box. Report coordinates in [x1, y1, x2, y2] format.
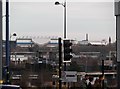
[63, 40, 73, 62]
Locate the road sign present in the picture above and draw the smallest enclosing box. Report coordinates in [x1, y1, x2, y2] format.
[62, 71, 77, 82]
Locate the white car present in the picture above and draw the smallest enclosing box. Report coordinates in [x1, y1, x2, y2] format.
[0, 84, 22, 89]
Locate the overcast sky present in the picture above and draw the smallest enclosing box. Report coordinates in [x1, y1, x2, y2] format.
[3, 0, 116, 43]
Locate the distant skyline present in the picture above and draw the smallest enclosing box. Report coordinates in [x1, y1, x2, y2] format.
[4, 0, 115, 2]
[3, 0, 116, 44]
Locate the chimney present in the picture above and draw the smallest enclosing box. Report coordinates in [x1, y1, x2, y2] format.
[86, 34, 88, 41]
[109, 37, 111, 44]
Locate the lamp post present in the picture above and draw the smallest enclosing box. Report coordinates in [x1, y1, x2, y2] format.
[115, 1, 120, 88]
[55, 1, 67, 88]
[10, 33, 17, 64]
[10, 33, 17, 40]
[10, 33, 17, 50]
[55, 0, 67, 70]
[55, 0, 66, 39]
[0, 0, 2, 86]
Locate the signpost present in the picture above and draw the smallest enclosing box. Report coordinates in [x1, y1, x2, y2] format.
[62, 71, 77, 82]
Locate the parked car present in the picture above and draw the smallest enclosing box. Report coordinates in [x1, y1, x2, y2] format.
[0, 84, 22, 89]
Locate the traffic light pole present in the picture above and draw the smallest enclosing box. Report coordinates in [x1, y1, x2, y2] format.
[58, 38, 62, 89]
[6, 0, 10, 84]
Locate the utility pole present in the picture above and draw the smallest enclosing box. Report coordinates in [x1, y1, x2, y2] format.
[115, 1, 120, 89]
[0, 0, 2, 86]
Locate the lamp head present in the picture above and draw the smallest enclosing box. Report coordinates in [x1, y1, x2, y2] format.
[13, 33, 17, 36]
[55, 2, 60, 5]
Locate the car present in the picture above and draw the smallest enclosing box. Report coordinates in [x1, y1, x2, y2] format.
[0, 84, 22, 89]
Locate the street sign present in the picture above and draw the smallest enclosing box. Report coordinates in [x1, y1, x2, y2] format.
[62, 71, 77, 82]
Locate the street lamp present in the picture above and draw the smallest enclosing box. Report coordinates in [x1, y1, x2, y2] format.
[55, 1, 67, 89]
[55, 2, 60, 5]
[55, 0, 67, 69]
[55, 0, 66, 38]
[10, 33, 17, 60]
[5, 32, 17, 84]
[10, 33, 17, 40]
[115, 1, 120, 88]
[0, 1, 2, 86]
